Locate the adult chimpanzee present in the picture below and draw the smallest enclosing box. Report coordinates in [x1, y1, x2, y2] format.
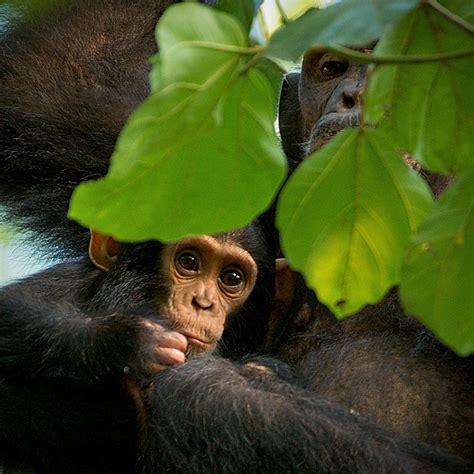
[0, 1, 472, 473]
[274, 49, 474, 458]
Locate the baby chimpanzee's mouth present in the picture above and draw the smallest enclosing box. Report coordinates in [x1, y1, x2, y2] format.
[183, 332, 218, 358]
[183, 332, 213, 348]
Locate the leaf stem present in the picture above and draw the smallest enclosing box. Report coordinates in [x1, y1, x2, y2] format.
[309, 44, 474, 64]
[423, 0, 474, 36]
[180, 41, 265, 55]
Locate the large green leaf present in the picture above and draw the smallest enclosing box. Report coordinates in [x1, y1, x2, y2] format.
[69, 4, 286, 242]
[266, 0, 419, 61]
[277, 128, 433, 317]
[70, 69, 285, 242]
[400, 171, 474, 356]
[364, 2, 474, 174]
[104, 3, 247, 180]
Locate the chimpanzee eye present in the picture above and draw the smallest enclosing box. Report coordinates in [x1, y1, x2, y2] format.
[177, 251, 199, 272]
[220, 269, 244, 288]
[320, 60, 348, 79]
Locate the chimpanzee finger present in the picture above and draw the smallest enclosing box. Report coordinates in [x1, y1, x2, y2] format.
[153, 346, 186, 366]
[141, 320, 188, 352]
[153, 330, 188, 353]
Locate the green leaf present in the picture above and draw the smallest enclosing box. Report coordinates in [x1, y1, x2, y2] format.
[103, 3, 248, 180]
[255, 57, 287, 91]
[216, 0, 263, 33]
[277, 128, 433, 317]
[266, 0, 419, 61]
[364, 3, 474, 174]
[400, 170, 474, 356]
[70, 69, 286, 242]
[70, 4, 285, 241]
[149, 3, 246, 94]
[156, 4, 246, 87]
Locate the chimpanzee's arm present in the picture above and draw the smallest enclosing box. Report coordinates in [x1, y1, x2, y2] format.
[142, 357, 473, 473]
[0, 262, 186, 383]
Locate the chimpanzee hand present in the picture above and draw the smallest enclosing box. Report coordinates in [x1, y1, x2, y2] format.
[128, 319, 188, 377]
[92, 310, 190, 380]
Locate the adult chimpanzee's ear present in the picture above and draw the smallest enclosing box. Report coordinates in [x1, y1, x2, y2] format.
[278, 72, 304, 165]
[274, 258, 298, 311]
[88, 230, 122, 271]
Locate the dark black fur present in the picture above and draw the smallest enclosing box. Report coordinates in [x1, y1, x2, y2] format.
[0, 1, 472, 473]
[142, 358, 471, 473]
[0, 376, 138, 473]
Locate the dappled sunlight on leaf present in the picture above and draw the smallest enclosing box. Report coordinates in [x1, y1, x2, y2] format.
[277, 128, 433, 317]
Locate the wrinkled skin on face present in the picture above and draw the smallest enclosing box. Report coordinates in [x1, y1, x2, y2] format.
[158, 235, 258, 357]
[278, 49, 370, 165]
[299, 51, 367, 155]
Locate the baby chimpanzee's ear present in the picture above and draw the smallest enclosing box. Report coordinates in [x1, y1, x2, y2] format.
[88, 230, 122, 271]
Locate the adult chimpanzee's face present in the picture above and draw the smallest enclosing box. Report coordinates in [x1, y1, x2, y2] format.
[299, 51, 368, 155]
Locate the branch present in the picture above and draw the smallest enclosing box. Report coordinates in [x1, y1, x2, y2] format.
[309, 44, 474, 65]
